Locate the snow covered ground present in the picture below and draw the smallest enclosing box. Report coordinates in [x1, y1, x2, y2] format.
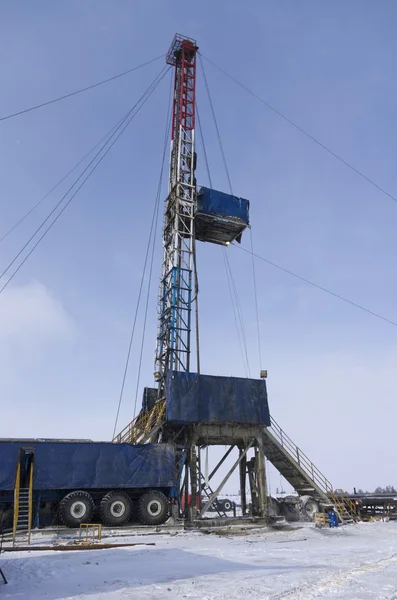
[2, 521, 397, 599]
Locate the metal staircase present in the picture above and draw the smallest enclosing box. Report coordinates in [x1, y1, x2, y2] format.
[113, 400, 165, 444]
[263, 418, 359, 523]
[13, 457, 34, 545]
[330, 490, 358, 523]
[263, 417, 332, 506]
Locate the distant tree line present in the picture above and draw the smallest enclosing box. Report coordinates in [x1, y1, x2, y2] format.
[353, 486, 397, 494]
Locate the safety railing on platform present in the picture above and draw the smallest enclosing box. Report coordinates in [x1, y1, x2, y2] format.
[113, 400, 166, 444]
[269, 416, 333, 496]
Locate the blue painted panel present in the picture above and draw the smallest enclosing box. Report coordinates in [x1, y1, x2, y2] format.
[0, 441, 175, 491]
[197, 187, 249, 224]
[166, 371, 270, 426]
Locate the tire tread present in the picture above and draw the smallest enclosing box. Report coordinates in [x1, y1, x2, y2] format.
[59, 490, 94, 528]
[99, 491, 132, 526]
[138, 490, 168, 526]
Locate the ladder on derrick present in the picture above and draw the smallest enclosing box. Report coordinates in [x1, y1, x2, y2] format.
[262, 417, 354, 523]
[200, 480, 227, 518]
[196, 459, 228, 518]
[13, 451, 34, 546]
[180, 447, 228, 519]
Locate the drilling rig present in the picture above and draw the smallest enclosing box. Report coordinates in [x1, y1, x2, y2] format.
[0, 36, 362, 539]
[114, 34, 359, 525]
[115, 34, 269, 522]
[0, 35, 365, 539]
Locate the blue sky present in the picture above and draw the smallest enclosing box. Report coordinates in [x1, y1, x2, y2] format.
[1, 1, 397, 493]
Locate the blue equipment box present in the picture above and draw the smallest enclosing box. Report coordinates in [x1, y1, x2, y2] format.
[195, 187, 250, 245]
[165, 371, 270, 425]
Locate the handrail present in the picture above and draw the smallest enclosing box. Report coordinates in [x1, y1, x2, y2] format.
[28, 462, 34, 545]
[269, 416, 333, 495]
[113, 400, 166, 444]
[330, 489, 357, 520]
[12, 462, 21, 545]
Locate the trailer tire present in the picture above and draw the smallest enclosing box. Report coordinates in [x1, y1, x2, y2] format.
[301, 496, 320, 521]
[100, 491, 132, 526]
[59, 491, 95, 528]
[138, 491, 169, 526]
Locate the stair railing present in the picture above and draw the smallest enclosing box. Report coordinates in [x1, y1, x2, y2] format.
[269, 417, 333, 496]
[12, 462, 21, 544]
[27, 462, 34, 544]
[113, 399, 166, 444]
[329, 489, 357, 522]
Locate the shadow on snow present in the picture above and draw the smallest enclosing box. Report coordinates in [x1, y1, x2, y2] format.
[2, 546, 327, 599]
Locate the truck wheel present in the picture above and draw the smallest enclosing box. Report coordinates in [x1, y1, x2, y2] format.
[138, 491, 169, 526]
[301, 496, 320, 521]
[100, 491, 132, 526]
[59, 491, 94, 528]
[223, 500, 232, 511]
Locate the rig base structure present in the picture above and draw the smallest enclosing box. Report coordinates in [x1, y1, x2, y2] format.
[163, 422, 268, 522]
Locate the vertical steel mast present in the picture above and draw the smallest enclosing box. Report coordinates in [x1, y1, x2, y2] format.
[155, 35, 198, 396]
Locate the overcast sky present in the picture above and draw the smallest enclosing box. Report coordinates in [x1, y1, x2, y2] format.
[1, 1, 397, 494]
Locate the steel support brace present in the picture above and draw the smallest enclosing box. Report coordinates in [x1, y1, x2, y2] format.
[200, 441, 254, 516]
[207, 445, 234, 482]
[239, 452, 247, 515]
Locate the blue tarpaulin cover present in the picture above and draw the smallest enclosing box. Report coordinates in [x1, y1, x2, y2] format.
[0, 441, 175, 491]
[196, 187, 249, 224]
[166, 371, 270, 425]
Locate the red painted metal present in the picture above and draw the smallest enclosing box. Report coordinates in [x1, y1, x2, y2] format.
[166, 34, 198, 141]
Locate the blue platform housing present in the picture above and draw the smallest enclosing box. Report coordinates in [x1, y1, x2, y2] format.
[195, 187, 250, 245]
[165, 371, 270, 425]
[0, 441, 175, 491]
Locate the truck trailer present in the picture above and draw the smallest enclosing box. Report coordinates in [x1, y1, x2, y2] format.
[0, 440, 176, 530]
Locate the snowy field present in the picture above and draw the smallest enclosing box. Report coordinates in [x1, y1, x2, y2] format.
[2, 521, 397, 599]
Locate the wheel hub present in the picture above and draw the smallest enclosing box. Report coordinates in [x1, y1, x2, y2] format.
[70, 500, 87, 519]
[148, 500, 162, 516]
[110, 501, 126, 518]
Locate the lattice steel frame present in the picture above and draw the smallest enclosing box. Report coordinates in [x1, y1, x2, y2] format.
[155, 35, 198, 396]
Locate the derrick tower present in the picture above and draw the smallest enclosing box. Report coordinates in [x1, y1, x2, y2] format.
[155, 35, 198, 397]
